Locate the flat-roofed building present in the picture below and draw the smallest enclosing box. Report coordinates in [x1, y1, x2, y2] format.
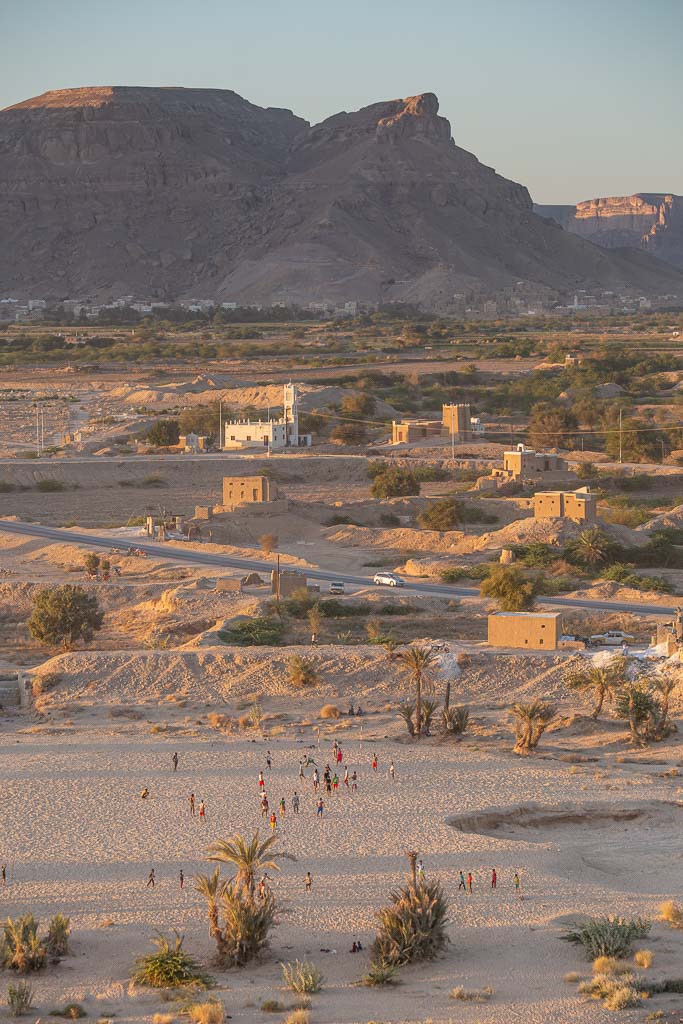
[533, 486, 596, 522]
[488, 611, 562, 650]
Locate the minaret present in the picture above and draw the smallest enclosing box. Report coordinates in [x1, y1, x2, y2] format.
[283, 383, 298, 446]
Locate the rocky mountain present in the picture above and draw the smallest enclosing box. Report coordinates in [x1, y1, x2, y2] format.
[535, 194, 683, 271]
[2, 86, 683, 307]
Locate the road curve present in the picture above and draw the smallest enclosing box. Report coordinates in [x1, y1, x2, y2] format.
[0, 519, 676, 618]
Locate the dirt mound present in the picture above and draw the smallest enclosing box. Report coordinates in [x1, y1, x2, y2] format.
[447, 802, 665, 839]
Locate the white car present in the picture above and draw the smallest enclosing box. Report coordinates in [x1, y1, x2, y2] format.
[373, 572, 404, 587]
[589, 629, 635, 647]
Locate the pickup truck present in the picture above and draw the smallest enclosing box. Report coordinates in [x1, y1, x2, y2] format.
[588, 629, 635, 647]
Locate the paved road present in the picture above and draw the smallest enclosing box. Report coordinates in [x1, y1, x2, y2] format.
[0, 519, 676, 618]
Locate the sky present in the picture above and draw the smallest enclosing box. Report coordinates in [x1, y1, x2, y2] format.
[1, 0, 681, 204]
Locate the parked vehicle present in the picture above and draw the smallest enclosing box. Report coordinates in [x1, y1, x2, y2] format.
[373, 572, 405, 587]
[588, 629, 635, 647]
[329, 581, 345, 594]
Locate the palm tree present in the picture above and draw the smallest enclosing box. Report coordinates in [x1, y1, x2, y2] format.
[396, 646, 438, 740]
[652, 673, 679, 735]
[565, 656, 626, 719]
[195, 868, 227, 950]
[567, 527, 614, 568]
[511, 701, 557, 755]
[207, 832, 282, 897]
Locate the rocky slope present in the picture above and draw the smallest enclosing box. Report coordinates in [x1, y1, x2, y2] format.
[535, 194, 683, 270]
[2, 86, 683, 306]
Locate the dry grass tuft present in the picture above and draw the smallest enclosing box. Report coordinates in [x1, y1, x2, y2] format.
[634, 949, 654, 968]
[283, 1011, 310, 1024]
[659, 900, 683, 929]
[319, 704, 341, 719]
[153, 1015, 175, 1024]
[564, 972, 582, 983]
[186, 999, 224, 1024]
[450, 985, 494, 1002]
[592, 956, 631, 977]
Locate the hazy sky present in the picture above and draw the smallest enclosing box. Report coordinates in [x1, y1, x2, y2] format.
[1, 0, 681, 203]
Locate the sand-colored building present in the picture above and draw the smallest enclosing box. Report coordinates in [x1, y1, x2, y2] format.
[392, 403, 483, 444]
[488, 611, 562, 650]
[533, 486, 596, 522]
[391, 419, 443, 444]
[222, 475, 277, 508]
[486, 445, 573, 487]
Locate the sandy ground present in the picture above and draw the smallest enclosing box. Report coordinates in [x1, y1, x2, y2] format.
[0, 650, 681, 1024]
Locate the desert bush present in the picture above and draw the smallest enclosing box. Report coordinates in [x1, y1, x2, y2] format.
[442, 706, 469, 736]
[260, 999, 284, 1012]
[283, 1011, 310, 1024]
[31, 672, 62, 697]
[372, 853, 449, 968]
[450, 985, 494, 1001]
[481, 564, 539, 611]
[153, 1014, 175, 1024]
[592, 956, 632, 977]
[51, 1004, 87, 1019]
[259, 534, 278, 555]
[602, 983, 643, 1010]
[6, 981, 34, 1016]
[132, 931, 209, 988]
[1, 915, 47, 973]
[35, 479, 66, 492]
[46, 914, 71, 957]
[362, 961, 400, 986]
[281, 960, 323, 994]
[320, 704, 341, 719]
[659, 900, 683, 928]
[563, 916, 650, 959]
[564, 971, 582, 983]
[218, 617, 284, 646]
[185, 999, 224, 1024]
[288, 655, 318, 689]
[455, 651, 471, 669]
[440, 563, 491, 583]
[635, 949, 654, 968]
[28, 585, 104, 650]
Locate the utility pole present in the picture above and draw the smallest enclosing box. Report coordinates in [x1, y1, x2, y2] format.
[451, 406, 455, 461]
[275, 553, 281, 601]
[618, 407, 623, 464]
[35, 404, 40, 457]
[219, 400, 222, 452]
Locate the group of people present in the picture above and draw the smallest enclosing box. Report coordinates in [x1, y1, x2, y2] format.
[140, 741, 526, 910]
[457, 868, 522, 895]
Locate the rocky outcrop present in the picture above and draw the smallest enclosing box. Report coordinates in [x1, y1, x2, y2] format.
[2, 86, 683, 306]
[535, 194, 683, 270]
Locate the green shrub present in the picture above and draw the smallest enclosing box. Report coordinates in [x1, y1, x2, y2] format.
[46, 914, 71, 957]
[440, 563, 491, 583]
[563, 916, 650, 959]
[371, 468, 420, 499]
[7, 981, 34, 1016]
[132, 931, 210, 988]
[218, 618, 284, 646]
[288, 655, 318, 689]
[1, 915, 47, 973]
[35, 479, 66, 492]
[281, 960, 323, 994]
[372, 876, 449, 968]
[362, 961, 400, 986]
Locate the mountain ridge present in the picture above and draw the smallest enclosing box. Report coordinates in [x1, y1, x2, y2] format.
[2, 86, 682, 308]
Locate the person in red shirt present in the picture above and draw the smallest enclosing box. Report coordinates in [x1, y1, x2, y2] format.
[491, 868, 497, 889]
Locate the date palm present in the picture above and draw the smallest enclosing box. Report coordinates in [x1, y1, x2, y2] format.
[511, 700, 557, 755]
[565, 656, 626, 719]
[195, 868, 228, 948]
[207, 832, 282, 897]
[396, 646, 438, 739]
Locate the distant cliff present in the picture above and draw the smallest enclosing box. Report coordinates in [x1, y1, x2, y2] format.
[535, 194, 683, 270]
[2, 86, 683, 306]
